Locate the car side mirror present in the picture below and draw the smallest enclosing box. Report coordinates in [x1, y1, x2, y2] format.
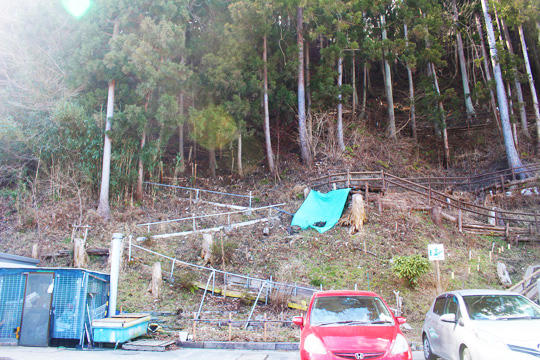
[396, 316, 407, 325]
[440, 313, 456, 323]
[292, 316, 304, 328]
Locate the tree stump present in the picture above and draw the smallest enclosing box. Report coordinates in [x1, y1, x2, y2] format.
[201, 233, 213, 264]
[430, 206, 443, 227]
[348, 194, 366, 234]
[303, 187, 310, 199]
[149, 262, 162, 298]
[497, 262, 512, 287]
[31, 244, 39, 259]
[73, 238, 87, 268]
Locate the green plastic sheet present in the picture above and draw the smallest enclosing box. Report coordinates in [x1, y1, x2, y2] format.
[291, 188, 351, 233]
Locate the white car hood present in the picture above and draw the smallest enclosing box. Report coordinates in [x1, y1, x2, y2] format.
[474, 319, 540, 349]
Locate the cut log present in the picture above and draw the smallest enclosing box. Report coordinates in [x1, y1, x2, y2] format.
[73, 238, 87, 268]
[497, 262, 512, 287]
[43, 249, 71, 259]
[430, 206, 443, 227]
[31, 244, 39, 259]
[86, 247, 109, 256]
[339, 194, 366, 234]
[201, 233, 213, 264]
[149, 262, 162, 298]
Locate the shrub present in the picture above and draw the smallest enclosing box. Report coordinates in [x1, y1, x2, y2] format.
[392, 254, 431, 288]
[211, 239, 238, 265]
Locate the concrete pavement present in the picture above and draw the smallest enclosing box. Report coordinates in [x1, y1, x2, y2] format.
[0, 346, 424, 360]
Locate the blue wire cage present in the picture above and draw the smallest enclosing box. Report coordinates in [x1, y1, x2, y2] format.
[0, 268, 109, 345]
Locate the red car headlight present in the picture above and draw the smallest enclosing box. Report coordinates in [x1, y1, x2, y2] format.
[304, 334, 327, 355]
[390, 333, 411, 357]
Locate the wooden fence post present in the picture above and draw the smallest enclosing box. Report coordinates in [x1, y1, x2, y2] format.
[193, 313, 197, 341]
[365, 183, 369, 203]
[228, 313, 232, 341]
[458, 209, 463, 233]
[428, 176, 432, 206]
[347, 169, 350, 187]
[263, 313, 267, 342]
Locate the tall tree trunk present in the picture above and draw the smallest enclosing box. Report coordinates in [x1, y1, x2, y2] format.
[337, 56, 345, 151]
[97, 20, 119, 221]
[177, 92, 185, 174]
[306, 40, 313, 152]
[263, 34, 275, 174]
[480, 0, 525, 173]
[380, 14, 396, 139]
[519, 24, 540, 153]
[501, 19, 530, 138]
[237, 133, 243, 177]
[352, 53, 357, 117]
[475, 14, 501, 132]
[136, 127, 146, 201]
[208, 148, 216, 178]
[431, 62, 450, 168]
[361, 63, 367, 119]
[296, 7, 311, 166]
[404, 24, 417, 142]
[452, 0, 475, 119]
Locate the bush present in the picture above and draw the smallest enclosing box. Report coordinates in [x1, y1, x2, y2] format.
[211, 239, 238, 265]
[392, 254, 431, 288]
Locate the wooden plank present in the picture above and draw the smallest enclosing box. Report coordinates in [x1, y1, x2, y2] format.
[122, 339, 175, 352]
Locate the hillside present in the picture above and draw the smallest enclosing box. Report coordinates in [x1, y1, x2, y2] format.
[1, 121, 538, 345]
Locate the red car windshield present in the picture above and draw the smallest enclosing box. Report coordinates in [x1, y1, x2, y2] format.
[310, 296, 394, 326]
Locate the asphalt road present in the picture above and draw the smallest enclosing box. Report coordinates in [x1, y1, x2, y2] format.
[0, 347, 424, 360]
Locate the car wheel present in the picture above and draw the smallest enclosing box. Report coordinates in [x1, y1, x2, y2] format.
[461, 347, 472, 360]
[423, 335, 436, 360]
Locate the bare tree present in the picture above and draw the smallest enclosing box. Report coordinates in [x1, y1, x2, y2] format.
[404, 23, 417, 141]
[263, 34, 275, 174]
[97, 20, 119, 220]
[480, 0, 525, 173]
[337, 56, 345, 151]
[501, 19, 529, 138]
[297, 7, 312, 166]
[474, 14, 500, 131]
[518, 24, 540, 153]
[452, 0, 475, 119]
[380, 14, 396, 139]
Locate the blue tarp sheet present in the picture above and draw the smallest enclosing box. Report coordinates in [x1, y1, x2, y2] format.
[291, 188, 351, 233]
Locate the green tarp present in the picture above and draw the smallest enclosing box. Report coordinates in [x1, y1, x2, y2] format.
[291, 188, 351, 233]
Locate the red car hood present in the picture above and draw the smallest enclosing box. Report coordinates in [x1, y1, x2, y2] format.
[312, 325, 396, 353]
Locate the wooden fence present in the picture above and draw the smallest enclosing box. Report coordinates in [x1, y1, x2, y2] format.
[311, 166, 540, 241]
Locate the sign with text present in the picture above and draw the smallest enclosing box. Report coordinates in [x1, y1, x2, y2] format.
[428, 244, 445, 261]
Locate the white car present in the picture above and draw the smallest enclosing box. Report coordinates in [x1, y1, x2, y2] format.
[421, 289, 540, 360]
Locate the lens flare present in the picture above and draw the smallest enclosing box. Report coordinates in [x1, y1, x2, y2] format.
[61, 0, 91, 18]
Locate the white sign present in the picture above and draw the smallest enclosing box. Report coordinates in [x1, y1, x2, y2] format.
[428, 244, 445, 261]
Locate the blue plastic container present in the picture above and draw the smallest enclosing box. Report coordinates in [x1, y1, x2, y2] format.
[92, 314, 150, 343]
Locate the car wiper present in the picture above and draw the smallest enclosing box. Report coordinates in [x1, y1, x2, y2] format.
[370, 320, 393, 324]
[497, 315, 535, 320]
[316, 320, 368, 326]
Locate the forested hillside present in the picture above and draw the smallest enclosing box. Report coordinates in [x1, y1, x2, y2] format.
[1, 0, 539, 219]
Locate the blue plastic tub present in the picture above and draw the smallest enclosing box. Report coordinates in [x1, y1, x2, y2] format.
[92, 314, 151, 343]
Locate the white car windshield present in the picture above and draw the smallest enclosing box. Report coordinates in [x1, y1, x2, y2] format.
[310, 296, 394, 326]
[463, 295, 540, 320]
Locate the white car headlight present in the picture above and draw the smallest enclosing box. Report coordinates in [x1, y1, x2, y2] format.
[304, 334, 327, 355]
[390, 333, 410, 355]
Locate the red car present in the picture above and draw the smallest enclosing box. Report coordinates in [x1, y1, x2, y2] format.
[293, 290, 412, 360]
